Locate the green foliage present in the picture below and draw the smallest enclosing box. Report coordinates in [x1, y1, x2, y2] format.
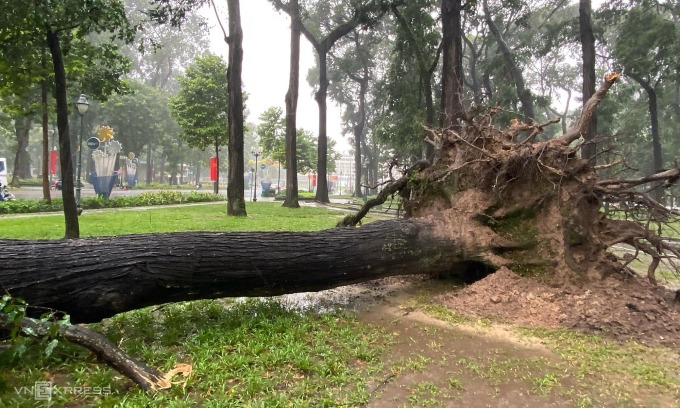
[0, 191, 223, 214]
[613, 6, 680, 82]
[99, 80, 174, 156]
[256, 106, 286, 163]
[169, 54, 229, 152]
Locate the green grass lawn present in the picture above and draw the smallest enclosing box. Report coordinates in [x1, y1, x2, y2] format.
[0, 202, 361, 240]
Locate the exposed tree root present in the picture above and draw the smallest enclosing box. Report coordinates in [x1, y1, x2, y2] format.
[345, 71, 680, 285]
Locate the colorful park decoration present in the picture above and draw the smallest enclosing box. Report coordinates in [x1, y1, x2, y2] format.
[90, 126, 121, 198]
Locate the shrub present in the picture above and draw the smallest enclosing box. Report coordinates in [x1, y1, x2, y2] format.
[0, 192, 224, 215]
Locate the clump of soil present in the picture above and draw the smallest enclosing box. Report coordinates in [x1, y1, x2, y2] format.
[437, 267, 680, 347]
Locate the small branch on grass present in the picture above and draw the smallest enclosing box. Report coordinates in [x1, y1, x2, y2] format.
[0, 313, 191, 391]
[337, 161, 429, 227]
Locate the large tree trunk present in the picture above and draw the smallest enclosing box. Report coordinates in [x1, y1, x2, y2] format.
[579, 0, 597, 165]
[440, 0, 465, 130]
[283, 0, 301, 208]
[0, 220, 459, 324]
[627, 72, 664, 203]
[47, 29, 79, 239]
[226, 0, 247, 215]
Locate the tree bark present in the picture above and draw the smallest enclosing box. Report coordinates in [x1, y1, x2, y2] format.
[11, 114, 33, 186]
[0, 220, 460, 324]
[283, 0, 301, 208]
[47, 29, 79, 239]
[226, 0, 247, 216]
[314, 49, 330, 202]
[440, 0, 465, 131]
[626, 72, 664, 203]
[579, 0, 597, 165]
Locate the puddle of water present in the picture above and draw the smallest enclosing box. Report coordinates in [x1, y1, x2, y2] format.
[235, 276, 427, 314]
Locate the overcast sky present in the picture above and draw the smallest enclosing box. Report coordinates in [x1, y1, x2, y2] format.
[200, 2, 350, 154]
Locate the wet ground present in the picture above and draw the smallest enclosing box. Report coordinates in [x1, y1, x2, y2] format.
[275, 275, 680, 407]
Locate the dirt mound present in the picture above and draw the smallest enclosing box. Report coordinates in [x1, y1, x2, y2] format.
[437, 267, 680, 346]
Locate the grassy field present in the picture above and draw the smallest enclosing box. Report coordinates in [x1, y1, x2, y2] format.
[0, 202, 361, 240]
[1, 203, 679, 407]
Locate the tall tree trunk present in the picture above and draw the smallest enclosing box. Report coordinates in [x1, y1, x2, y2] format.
[440, 0, 465, 131]
[314, 50, 330, 203]
[579, 0, 597, 165]
[0, 219, 459, 324]
[482, 0, 534, 124]
[41, 78, 51, 202]
[47, 29, 79, 238]
[353, 75, 367, 199]
[283, 0, 301, 208]
[226, 0, 247, 216]
[627, 73, 663, 203]
[11, 114, 33, 186]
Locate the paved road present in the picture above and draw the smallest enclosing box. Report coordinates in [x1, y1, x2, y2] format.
[8, 186, 278, 202]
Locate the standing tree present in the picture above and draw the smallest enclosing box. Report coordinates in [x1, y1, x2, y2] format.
[273, 0, 387, 203]
[440, 0, 465, 131]
[613, 5, 679, 203]
[390, 0, 442, 159]
[1, 0, 135, 238]
[579, 0, 597, 165]
[225, 0, 247, 216]
[256, 107, 286, 165]
[270, 0, 303, 208]
[481, 0, 535, 125]
[169, 54, 229, 194]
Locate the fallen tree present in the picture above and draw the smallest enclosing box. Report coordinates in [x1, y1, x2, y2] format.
[2, 72, 680, 390]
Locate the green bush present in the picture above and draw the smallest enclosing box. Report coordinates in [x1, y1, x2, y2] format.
[0, 192, 224, 214]
[276, 189, 316, 199]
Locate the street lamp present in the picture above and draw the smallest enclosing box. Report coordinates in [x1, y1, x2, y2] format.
[48, 128, 55, 185]
[75, 94, 89, 215]
[251, 146, 262, 202]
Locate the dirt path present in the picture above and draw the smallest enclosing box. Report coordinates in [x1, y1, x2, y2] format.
[289, 275, 679, 407]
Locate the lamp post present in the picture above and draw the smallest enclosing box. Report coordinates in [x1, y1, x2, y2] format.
[251, 147, 262, 202]
[75, 94, 89, 215]
[48, 129, 55, 184]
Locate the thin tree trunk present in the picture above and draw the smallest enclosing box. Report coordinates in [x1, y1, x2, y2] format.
[226, 0, 246, 215]
[283, 0, 301, 208]
[47, 29, 79, 239]
[580, 0, 597, 165]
